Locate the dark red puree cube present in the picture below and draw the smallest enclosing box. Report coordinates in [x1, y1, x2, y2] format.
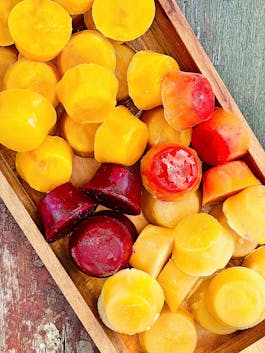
[82, 163, 142, 215]
[191, 108, 250, 165]
[96, 210, 138, 241]
[37, 182, 98, 242]
[69, 214, 134, 277]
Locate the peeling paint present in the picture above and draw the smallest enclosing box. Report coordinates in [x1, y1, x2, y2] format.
[0, 246, 20, 352]
[32, 323, 61, 353]
[61, 322, 74, 353]
[76, 340, 94, 353]
[2, 247, 20, 303]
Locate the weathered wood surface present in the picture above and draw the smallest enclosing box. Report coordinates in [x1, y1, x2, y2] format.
[0, 198, 99, 353]
[0, 1, 264, 352]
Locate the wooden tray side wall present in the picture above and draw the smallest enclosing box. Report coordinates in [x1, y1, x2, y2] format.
[1, 1, 265, 353]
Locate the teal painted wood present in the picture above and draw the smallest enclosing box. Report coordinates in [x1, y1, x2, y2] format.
[176, 0, 265, 147]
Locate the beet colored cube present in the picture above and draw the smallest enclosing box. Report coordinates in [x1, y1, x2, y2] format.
[96, 210, 138, 241]
[37, 182, 98, 242]
[69, 214, 134, 277]
[191, 108, 250, 166]
[82, 163, 142, 215]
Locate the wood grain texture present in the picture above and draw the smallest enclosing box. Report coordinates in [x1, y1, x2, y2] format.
[241, 337, 265, 353]
[0, 1, 265, 353]
[0, 198, 98, 353]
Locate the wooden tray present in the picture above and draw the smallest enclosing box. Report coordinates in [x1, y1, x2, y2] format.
[1, 1, 265, 352]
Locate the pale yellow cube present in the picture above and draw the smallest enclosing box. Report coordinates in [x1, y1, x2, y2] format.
[207, 267, 265, 329]
[210, 203, 257, 258]
[172, 213, 234, 276]
[98, 268, 164, 335]
[243, 246, 265, 279]
[158, 259, 199, 312]
[223, 185, 265, 244]
[189, 277, 236, 335]
[142, 189, 201, 229]
[130, 224, 174, 278]
[139, 308, 197, 353]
